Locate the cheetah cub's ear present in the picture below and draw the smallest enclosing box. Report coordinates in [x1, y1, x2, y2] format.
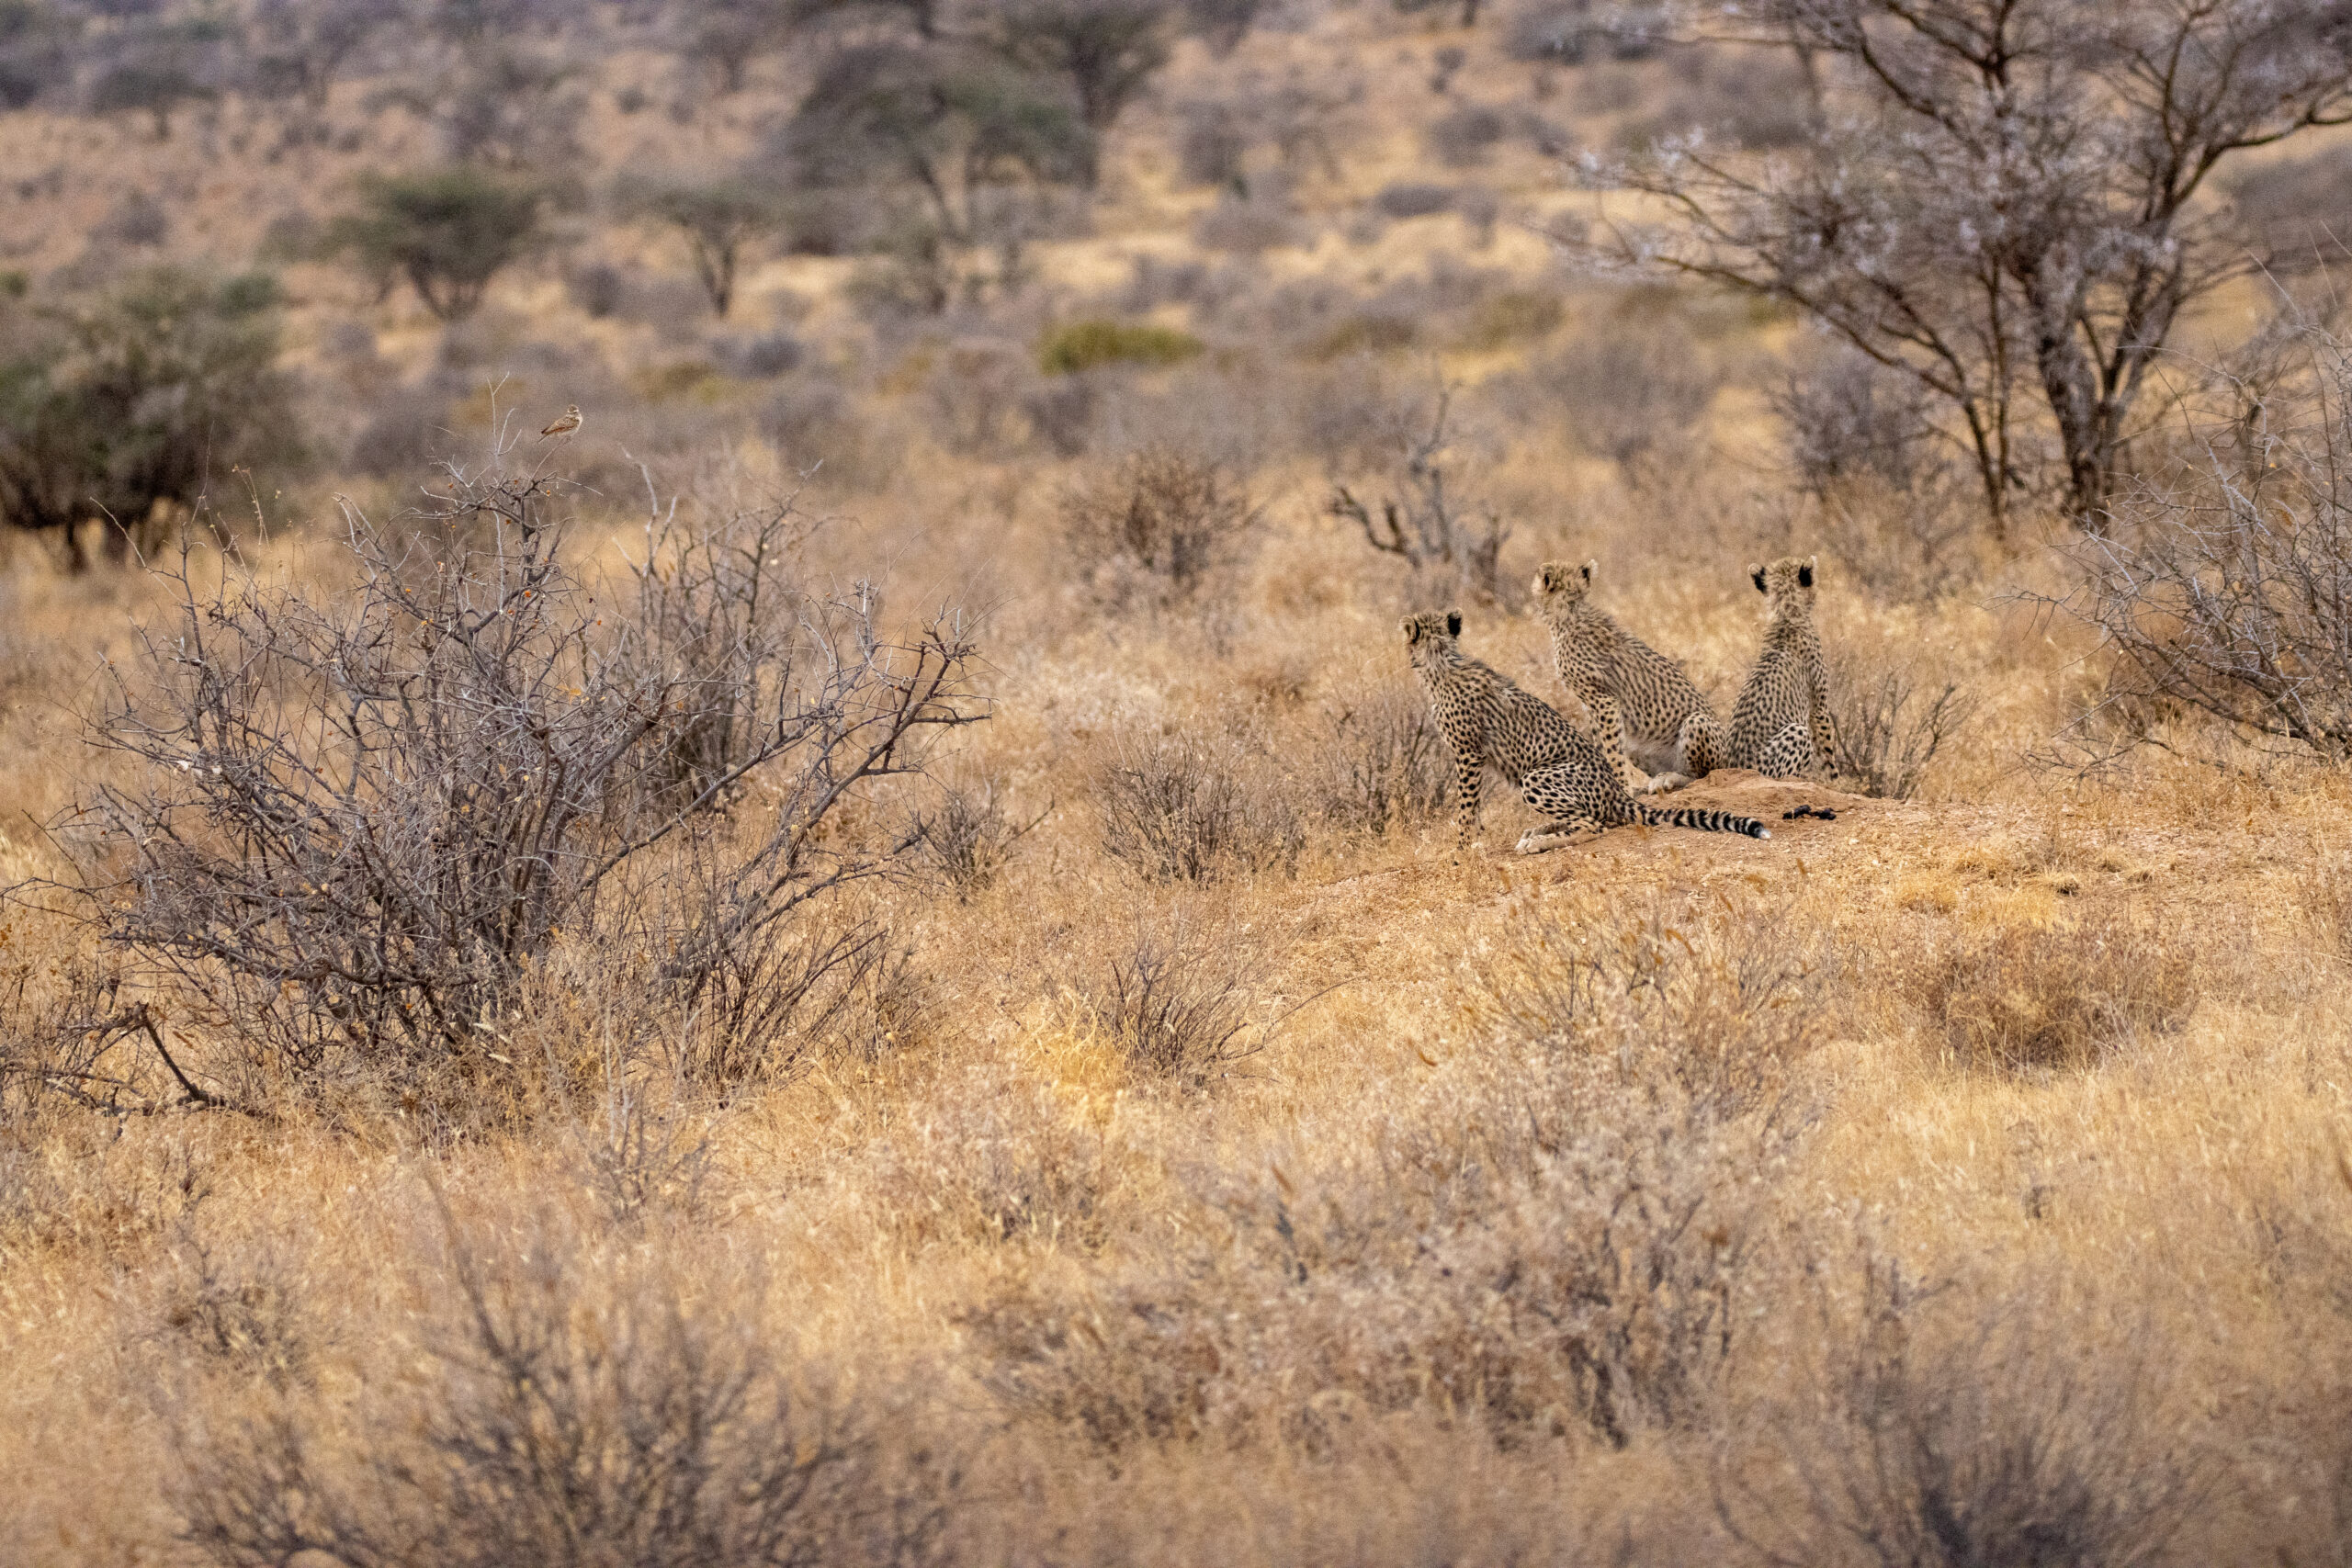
[1799, 556, 1816, 589]
[1445, 608, 1463, 637]
[1401, 617, 1422, 645]
[1581, 558, 1597, 583]
[1749, 563, 1768, 593]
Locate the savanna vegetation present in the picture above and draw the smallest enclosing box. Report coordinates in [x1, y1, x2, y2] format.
[3, 0, 2352, 1562]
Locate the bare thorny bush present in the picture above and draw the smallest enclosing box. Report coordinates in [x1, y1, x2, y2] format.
[1092, 725, 1304, 882]
[1826, 646, 1978, 800]
[1905, 912, 2199, 1077]
[175, 1201, 963, 1568]
[1060, 447, 1261, 615]
[34, 448, 982, 1108]
[1067, 902, 1315, 1089]
[1303, 679, 1452, 835]
[2033, 318, 2352, 769]
[912, 775, 1046, 900]
[1721, 1253, 2205, 1568]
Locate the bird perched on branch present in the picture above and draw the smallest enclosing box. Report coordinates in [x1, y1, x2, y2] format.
[539, 404, 582, 441]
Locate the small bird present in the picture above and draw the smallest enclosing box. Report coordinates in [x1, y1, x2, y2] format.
[539, 405, 582, 441]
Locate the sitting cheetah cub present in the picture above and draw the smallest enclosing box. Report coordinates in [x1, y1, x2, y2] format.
[1532, 558, 1724, 795]
[1726, 556, 1838, 778]
[1402, 609, 1769, 854]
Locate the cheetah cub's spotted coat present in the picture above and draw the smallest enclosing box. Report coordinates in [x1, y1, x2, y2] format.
[1727, 556, 1838, 778]
[1402, 610, 1769, 854]
[1532, 558, 1723, 794]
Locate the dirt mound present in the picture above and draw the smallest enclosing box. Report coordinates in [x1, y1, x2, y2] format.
[1663, 767, 1876, 823]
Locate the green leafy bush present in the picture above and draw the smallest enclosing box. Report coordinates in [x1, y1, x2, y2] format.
[325, 167, 547, 322]
[0, 267, 302, 569]
[1037, 319, 1204, 375]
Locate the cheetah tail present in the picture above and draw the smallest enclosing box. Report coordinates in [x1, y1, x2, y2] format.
[1639, 805, 1770, 840]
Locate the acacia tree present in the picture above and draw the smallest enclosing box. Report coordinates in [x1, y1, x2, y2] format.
[1577, 0, 2352, 533]
[0, 269, 303, 570]
[327, 168, 548, 321]
[985, 0, 1173, 134]
[619, 175, 788, 317]
[248, 0, 406, 112]
[777, 43, 1092, 245]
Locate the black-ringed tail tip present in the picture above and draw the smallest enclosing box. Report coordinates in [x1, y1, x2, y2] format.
[1637, 806, 1770, 839]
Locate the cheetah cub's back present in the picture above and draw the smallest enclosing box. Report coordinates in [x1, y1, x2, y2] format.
[1532, 558, 1724, 793]
[1726, 555, 1838, 778]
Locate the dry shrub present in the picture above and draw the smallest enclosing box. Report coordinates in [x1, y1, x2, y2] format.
[2033, 318, 2352, 766]
[1724, 1259, 2205, 1568]
[1776, 345, 1944, 500]
[967, 895, 1818, 1453]
[1060, 446, 1260, 613]
[0, 917, 153, 1114]
[1069, 904, 1292, 1087]
[1094, 728, 1304, 882]
[1424, 102, 1507, 167]
[914, 778, 1045, 899]
[175, 1203, 962, 1568]
[1826, 650, 1976, 800]
[1812, 480, 1981, 602]
[1476, 891, 1830, 1114]
[559, 1056, 716, 1230]
[1192, 197, 1301, 254]
[41, 459, 978, 1104]
[152, 1196, 315, 1393]
[1912, 915, 2197, 1075]
[1302, 682, 1451, 835]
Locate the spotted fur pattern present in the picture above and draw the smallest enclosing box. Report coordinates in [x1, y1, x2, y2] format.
[1727, 556, 1838, 778]
[1402, 610, 1769, 854]
[1532, 558, 1723, 793]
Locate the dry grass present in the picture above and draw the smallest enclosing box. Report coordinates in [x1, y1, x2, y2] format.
[1911, 912, 2201, 1076]
[1, 8, 2351, 1565]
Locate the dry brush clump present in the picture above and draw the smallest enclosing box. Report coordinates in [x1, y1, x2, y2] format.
[2035, 319, 2352, 768]
[32, 450, 982, 1113]
[1092, 726, 1304, 882]
[1721, 1258, 2206, 1568]
[1299, 679, 1452, 835]
[966, 893, 1824, 1455]
[1060, 446, 1261, 615]
[1906, 913, 2199, 1076]
[911, 776, 1046, 899]
[1065, 901, 1305, 1088]
[173, 1201, 966, 1568]
[1826, 646, 1977, 801]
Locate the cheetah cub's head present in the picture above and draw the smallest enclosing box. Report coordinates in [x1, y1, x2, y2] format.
[1531, 559, 1600, 626]
[1747, 556, 1818, 620]
[1400, 609, 1464, 671]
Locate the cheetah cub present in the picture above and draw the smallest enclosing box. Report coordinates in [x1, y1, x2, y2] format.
[1532, 558, 1724, 795]
[1402, 609, 1769, 854]
[1726, 556, 1838, 778]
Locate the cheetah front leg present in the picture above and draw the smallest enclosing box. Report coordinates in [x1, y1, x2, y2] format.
[1516, 816, 1605, 854]
[1453, 748, 1483, 854]
[1580, 688, 1654, 795]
